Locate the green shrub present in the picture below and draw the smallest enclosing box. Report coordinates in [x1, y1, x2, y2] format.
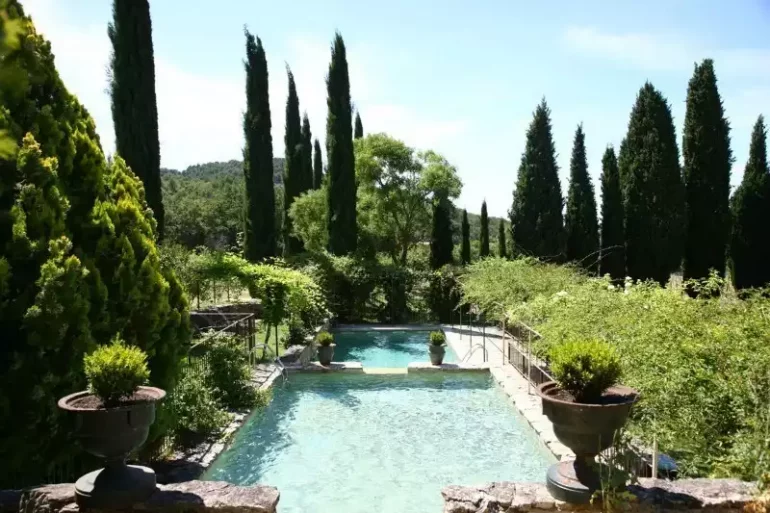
[83, 340, 150, 406]
[283, 318, 309, 347]
[203, 334, 258, 410]
[429, 331, 446, 346]
[169, 365, 229, 445]
[317, 332, 334, 347]
[548, 340, 622, 403]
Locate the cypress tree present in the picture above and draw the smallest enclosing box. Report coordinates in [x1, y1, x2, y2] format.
[430, 194, 454, 269]
[461, 209, 471, 265]
[511, 99, 564, 260]
[622, 83, 684, 284]
[301, 113, 313, 194]
[479, 200, 490, 257]
[354, 111, 364, 139]
[283, 69, 303, 254]
[683, 59, 732, 285]
[599, 147, 625, 280]
[565, 124, 599, 272]
[108, 0, 164, 238]
[242, 31, 275, 261]
[326, 32, 357, 255]
[730, 116, 770, 290]
[313, 138, 324, 189]
[498, 219, 507, 258]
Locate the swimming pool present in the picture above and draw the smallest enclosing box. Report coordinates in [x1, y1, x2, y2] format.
[204, 373, 554, 513]
[331, 330, 458, 367]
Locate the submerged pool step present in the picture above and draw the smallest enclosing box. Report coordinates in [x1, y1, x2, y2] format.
[362, 367, 408, 375]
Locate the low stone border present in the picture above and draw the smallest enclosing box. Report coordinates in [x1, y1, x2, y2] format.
[407, 362, 490, 372]
[285, 362, 364, 373]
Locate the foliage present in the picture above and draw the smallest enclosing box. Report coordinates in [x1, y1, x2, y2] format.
[283, 70, 304, 255]
[168, 365, 229, 445]
[479, 201, 490, 257]
[497, 219, 507, 258]
[243, 31, 277, 261]
[683, 59, 732, 285]
[461, 210, 471, 265]
[202, 333, 260, 409]
[565, 125, 599, 273]
[301, 115, 313, 197]
[430, 194, 454, 269]
[326, 32, 357, 255]
[317, 331, 334, 346]
[84, 340, 150, 406]
[354, 111, 363, 139]
[621, 82, 684, 284]
[429, 331, 446, 346]
[599, 147, 625, 281]
[548, 339, 622, 403]
[511, 99, 564, 260]
[313, 139, 324, 189]
[109, 0, 164, 238]
[730, 116, 770, 291]
[289, 188, 329, 252]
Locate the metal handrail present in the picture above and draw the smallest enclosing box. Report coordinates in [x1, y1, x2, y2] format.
[461, 343, 488, 363]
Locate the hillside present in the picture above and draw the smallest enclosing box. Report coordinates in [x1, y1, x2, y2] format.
[161, 158, 284, 183]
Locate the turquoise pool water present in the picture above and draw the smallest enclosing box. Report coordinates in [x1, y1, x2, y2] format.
[204, 373, 554, 513]
[331, 330, 457, 367]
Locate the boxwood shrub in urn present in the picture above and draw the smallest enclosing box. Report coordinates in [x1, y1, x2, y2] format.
[428, 331, 446, 365]
[536, 340, 638, 504]
[316, 331, 335, 366]
[58, 339, 166, 508]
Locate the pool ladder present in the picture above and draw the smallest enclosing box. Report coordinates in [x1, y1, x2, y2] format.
[461, 343, 489, 363]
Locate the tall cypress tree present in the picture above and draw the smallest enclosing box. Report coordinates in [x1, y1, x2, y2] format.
[599, 147, 625, 281]
[498, 219, 507, 258]
[461, 209, 471, 265]
[354, 111, 364, 139]
[326, 32, 357, 255]
[730, 116, 770, 290]
[511, 99, 564, 260]
[108, 0, 164, 238]
[283, 69, 303, 255]
[622, 83, 684, 284]
[683, 59, 732, 285]
[313, 139, 324, 189]
[242, 31, 275, 261]
[301, 113, 313, 194]
[430, 194, 454, 269]
[565, 124, 599, 272]
[479, 200, 490, 257]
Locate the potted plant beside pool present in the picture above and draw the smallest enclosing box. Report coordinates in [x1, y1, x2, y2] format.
[428, 331, 446, 365]
[316, 331, 335, 366]
[536, 339, 639, 504]
[58, 339, 166, 508]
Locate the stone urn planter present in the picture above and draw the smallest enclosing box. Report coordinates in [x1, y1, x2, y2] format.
[537, 381, 639, 504]
[58, 386, 166, 508]
[429, 344, 446, 365]
[317, 343, 335, 366]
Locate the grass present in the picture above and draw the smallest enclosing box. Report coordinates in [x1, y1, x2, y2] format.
[255, 321, 289, 359]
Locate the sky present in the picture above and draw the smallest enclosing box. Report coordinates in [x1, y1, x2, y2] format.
[21, 0, 770, 218]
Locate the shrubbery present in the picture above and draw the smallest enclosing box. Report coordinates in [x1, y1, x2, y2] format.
[84, 340, 150, 406]
[169, 365, 230, 445]
[548, 339, 621, 403]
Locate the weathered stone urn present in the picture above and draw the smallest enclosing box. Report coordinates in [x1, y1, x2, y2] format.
[536, 381, 639, 504]
[429, 344, 446, 365]
[57, 386, 166, 509]
[317, 343, 335, 366]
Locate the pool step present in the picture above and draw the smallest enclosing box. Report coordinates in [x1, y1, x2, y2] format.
[362, 367, 408, 375]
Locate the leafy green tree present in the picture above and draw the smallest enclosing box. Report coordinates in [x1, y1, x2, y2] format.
[430, 194, 454, 269]
[565, 124, 599, 272]
[108, 0, 164, 239]
[683, 59, 732, 285]
[621, 83, 684, 284]
[288, 188, 329, 252]
[599, 147, 625, 281]
[326, 32, 357, 255]
[0, 6, 189, 485]
[479, 200, 490, 257]
[242, 31, 276, 261]
[313, 138, 323, 189]
[301, 114, 313, 195]
[354, 111, 363, 139]
[730, 116, 770, 290]
[511, 99, 564, 260]
[497, 219, 507, 258]
[283, 69, 303, 255]
[461, 209, 471, 265]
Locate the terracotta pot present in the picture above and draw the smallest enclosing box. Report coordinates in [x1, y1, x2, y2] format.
[317, 344, 335, 366]
[429, 344, 446, 365]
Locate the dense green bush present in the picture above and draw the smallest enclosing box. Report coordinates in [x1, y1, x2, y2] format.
[548, 340, 621, 403]
[83, 340, 150, 406]
[429, 331, 446, 346]
[316, 331, 334, 346]
[202, 333, 259, 410]
[427, 265, 463, 322]
[168, 365, 230, 446]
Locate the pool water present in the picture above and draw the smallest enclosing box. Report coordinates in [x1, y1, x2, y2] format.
[204, 373, 554, 513]
[331, 330, 457, 367]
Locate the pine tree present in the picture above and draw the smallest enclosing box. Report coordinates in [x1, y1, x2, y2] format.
[730, 116, 770, 290]
[498, 219, 507, 258]
[683, 59, 732, 285]
[354, 111, 363, 139]
[430, 194, 454, 269]
[565, 124, 599, 272]
[599, 147, 625, 281]
[108, 0, 164, 238]
[283, 69, 303, 254]
[479, 200, 490, 257]
[511, 99, 564, 260]
[326, 32, 357, 255]
[622, 83, 685, 284]
[461, 209, 471, 265]
[301, 113, 313, 194]
[242, 31, 275, 261]
[313, 138, 324, 189]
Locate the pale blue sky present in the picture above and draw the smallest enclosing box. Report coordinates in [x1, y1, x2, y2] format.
[22, 0, 770, 217]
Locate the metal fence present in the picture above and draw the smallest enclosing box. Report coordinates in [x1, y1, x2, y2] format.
[502, 322, 553, 391]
